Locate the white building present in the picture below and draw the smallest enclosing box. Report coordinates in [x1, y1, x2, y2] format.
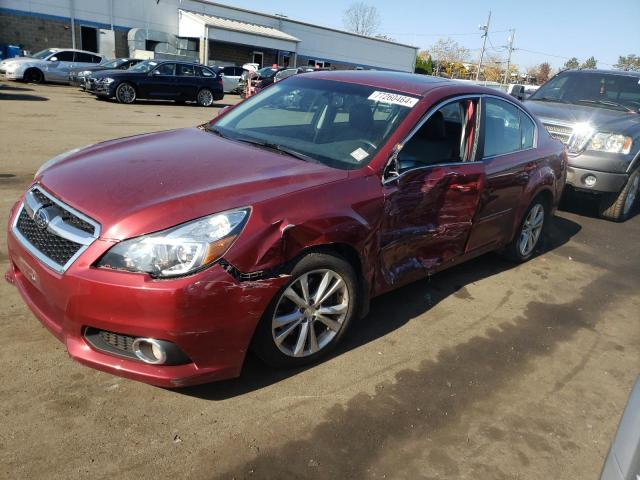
[0, 0, 418, 72]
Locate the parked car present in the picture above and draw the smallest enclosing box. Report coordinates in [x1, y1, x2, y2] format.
[0, 48, 106, 83]
[89, 59, 224, 106]
[219, 66, 245, 93]
[6, 71, 566, 387]
[526, 69, 640, 221]
[68, 58, 144, 89]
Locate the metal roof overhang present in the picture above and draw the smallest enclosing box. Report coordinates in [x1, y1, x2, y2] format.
[179, 10, 299, 52]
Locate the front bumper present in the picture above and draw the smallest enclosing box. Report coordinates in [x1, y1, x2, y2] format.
[566, 165, 628, 193]
[69, 75, 86, 88]
[6, 205, 287, 387]
[93, 82, 115, 97]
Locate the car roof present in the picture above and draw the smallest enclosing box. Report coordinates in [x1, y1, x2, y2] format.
[50, 48, 105, 56]
[298, 70, 453, 96]
[560, 68, 640, 78]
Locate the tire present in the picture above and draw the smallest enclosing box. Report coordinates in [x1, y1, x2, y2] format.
[251, 252, 359, 368]
[196, 88, 214, 107]
[503, 197, 548, 262]
[115, 82, 136, 104]
[23, 68, 44, 84]
[599, 169, 639, 222]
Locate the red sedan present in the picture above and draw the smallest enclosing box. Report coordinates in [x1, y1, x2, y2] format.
[5, 71, 566, 387]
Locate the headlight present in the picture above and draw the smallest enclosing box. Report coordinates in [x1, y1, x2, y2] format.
[588, 132, 633, 154]
[101, 77, 115, 84]
[34, 145, 89, 178]
[79, 70, 92, 76]
[96, 208, 250, 278]
[567, 122, 595, 154]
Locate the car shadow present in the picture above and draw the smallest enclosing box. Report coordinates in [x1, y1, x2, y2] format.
[177, 214, 581, 400]
[95, 98, 236, 108]
[0, 92, 48, 101]
[0, 84, 34, 92]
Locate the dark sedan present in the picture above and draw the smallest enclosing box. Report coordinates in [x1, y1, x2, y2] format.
[68, 58, 143, 88]
[90, 60, 224, 106]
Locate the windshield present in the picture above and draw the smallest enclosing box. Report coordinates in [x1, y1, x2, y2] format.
[211, 77, 418, 170]
[100, 59, 127, 69]
[530, 72, 640, 112]
[31, 49, 57, 60]
[127, 60, 158, 73]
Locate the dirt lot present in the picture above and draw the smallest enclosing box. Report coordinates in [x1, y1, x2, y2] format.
[0, 81, 638, 480]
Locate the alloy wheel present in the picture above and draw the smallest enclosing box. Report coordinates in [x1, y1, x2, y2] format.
[623, 175, 639, 216]
[271, 269, 349, 358]
[518, 203, 544, 257]
[197, 89, 214, 106]
[117, 83, 136, 103]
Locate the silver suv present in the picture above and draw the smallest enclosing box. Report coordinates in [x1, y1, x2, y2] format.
[0, 48, 106, 84]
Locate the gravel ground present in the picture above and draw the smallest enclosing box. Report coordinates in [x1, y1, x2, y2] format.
[0, 80, 638, 480]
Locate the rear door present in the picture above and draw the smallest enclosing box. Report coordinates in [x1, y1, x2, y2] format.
[465, 96, 539, 251]
[175, 63, 198, 99]
[379, 96, 485, 287]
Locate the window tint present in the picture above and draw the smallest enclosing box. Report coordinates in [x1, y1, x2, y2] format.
[483, 98, 521, 157]
[75, 52, 97, 63]
[53, 51, 74, 62]
[91, 54, 102, 63]
[177, 64, 195, 76]
[154, 63, 175, 76]
[222, 66, 236, 76]
[398, 98, 479, 171]
[198, 67, 215, 77]
[520, 111, 535, 149]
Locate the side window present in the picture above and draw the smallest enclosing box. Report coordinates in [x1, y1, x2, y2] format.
[91, 54, 103, 63]
[75, 52, 94, 63]
[520, 111, 535, 149]
[398, 98, 479, 170]
[483, 98, 521, 157]
[199, 67, 214, 77]
[177, 64, 195, 76]
[222, 66, 235, 76]
[54, 51, 75, 62]
[154, 63, 175, 76]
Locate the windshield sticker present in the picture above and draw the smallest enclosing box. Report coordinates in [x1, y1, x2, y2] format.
[350, 148, 369, 162]
[368, 91, 419, 108]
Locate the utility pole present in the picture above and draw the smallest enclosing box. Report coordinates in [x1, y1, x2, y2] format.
[503, 29, 515, 85]
[475, 10, 491, 81]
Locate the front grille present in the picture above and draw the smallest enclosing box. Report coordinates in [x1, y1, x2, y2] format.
[543, 122, 573, 145]
[84, 328, 137, 360]
[16, 209, 83, 265]
[13, 186, 99, 272]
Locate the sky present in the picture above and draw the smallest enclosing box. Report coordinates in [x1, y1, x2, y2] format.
[223, 0, 640, 71]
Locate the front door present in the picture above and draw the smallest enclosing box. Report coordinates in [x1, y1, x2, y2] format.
[379, 96, 485, 287]
[46, 50, 75, 82]
[144, 63, 177, 99]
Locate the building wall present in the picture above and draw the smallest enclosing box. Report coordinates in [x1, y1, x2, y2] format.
[208, 40, 276, 68]
[0, 0, 417, 71]
[0, 11, 75, 53]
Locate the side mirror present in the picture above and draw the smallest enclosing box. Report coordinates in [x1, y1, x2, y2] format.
[49, 57, 58, 62]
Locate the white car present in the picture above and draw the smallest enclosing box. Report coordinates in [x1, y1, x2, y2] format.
[0, 48, 106, 83]
[219, 66, 245, 93]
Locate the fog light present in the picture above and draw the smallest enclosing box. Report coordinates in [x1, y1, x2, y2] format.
[584, 175, 597, 187]
[132, 338, 167, 365]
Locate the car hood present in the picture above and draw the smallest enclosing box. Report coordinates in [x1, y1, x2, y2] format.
[89, 69, 144, 79]
[526, 100, 640, 135]
[0, 56, 44, 67]
[38, 128, 348, 240]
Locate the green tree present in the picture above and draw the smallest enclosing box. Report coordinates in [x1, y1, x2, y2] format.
[563, 57, 579, 70]
[415, 52, 433, 75]
[614, 54, 640, 71]
[580, 56, 597, 69]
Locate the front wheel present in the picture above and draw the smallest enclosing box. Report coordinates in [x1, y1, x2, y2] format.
[196, 88, 214, 107]
[23, 68, 44, 84]
[251, 253, 359, 368]
[599, 169, 639, 222]
[503, 199, 548, 262]
[115, 82, 136, 104]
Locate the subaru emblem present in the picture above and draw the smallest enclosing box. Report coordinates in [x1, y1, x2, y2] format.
[34, 208, 50, 230]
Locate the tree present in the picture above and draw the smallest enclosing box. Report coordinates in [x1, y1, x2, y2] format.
[580, 56, 597, 69]
[415, 52, 433, 75]
[614, 54, 640, 71]
[343, 2, 380, 36]
[537, 62, 551, 83]
[375, 34, 396, 42]
[563, 57, 579, 70]
[428, 38, 470, 77]
[482, 53, 504, 82]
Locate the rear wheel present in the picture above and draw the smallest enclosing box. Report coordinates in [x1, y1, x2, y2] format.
[23, 68, 44, 84]
[251, 253, 359, 368]
[196, 88, 214, 107]
[503, 198, 548, 262]
[599, 169, 639, 222]
[115, 82, 136, 104]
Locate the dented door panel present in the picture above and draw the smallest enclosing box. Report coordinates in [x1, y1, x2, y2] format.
[379, 162, 485, 288]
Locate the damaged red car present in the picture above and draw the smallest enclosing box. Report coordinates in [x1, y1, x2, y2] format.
[6, 71, 566, 387]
